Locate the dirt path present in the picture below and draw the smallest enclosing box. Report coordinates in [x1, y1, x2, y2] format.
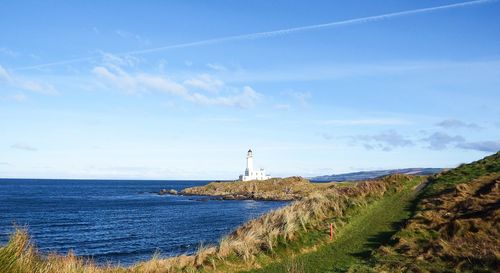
[246, 178, 426, 273]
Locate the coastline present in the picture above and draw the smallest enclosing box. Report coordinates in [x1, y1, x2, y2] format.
[1, 173, 417, 273]
[158, 176, 343, 201]
[4, 152, 498, 273]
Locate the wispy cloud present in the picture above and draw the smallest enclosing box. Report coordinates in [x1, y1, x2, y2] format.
[285, 91, 311, 108]
[0, 64, 58, 94]
[207, 63, 227, 71]
[92, 63, 261, 108]
[9, 93, 28, 102]
[122, 0, 494, 55]
[184, 74, 224, 92]
[220, 58, 500, 84]
[11, 143, 37, 151]
[115, 29, 151, 46]
[188, 86, 261, 108]
[99, 51, 141, 67]
[320, 118, 408, 126]
[0, 47, 18, 57]
[436, 118, 482, 130]
[11, 0, 495, 71]
[92, 65, 188, 95]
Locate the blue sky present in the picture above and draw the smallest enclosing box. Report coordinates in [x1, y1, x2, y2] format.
[1, 0, 499, 179]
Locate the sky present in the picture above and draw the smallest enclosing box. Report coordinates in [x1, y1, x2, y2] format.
[0, 0, 499, 180]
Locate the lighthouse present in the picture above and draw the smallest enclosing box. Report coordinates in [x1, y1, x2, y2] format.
[239, 149, 271, 181]
[245, 149, 254, 175]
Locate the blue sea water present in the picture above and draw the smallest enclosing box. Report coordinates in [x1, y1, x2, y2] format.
[0, 179, 287, 265]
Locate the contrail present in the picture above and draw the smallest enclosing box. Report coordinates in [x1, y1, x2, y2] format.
[12, 0, 495, 71]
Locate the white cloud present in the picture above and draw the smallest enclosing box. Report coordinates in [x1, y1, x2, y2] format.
[137, 74, 189, 96]
[93, 64, 261, 108]
[184, 74, 224, 92]
[188, 86, 261, 108]
[0, 64, 58, 95]
[93, 65, 188, 96]
[99, 51, 140, 67]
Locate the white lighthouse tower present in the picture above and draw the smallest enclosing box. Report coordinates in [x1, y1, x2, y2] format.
[239, 149, 271, 181]
[245, 149, 254, 175]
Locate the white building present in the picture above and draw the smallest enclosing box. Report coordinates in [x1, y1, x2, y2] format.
[239, 149, 271, 181]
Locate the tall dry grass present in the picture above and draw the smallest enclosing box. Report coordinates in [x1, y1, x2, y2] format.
[375, 173, 500, 272]
[0, 175, 412, 273]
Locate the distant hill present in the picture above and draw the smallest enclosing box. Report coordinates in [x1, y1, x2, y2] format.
[309, 168, 443, 182]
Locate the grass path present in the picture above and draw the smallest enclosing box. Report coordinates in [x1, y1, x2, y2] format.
[245, 178, 423, 273]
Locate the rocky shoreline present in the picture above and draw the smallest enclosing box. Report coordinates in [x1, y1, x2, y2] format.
[158, 187, 296, 201]
[158, 189, 178, 195]
[157, 177, 339, 201]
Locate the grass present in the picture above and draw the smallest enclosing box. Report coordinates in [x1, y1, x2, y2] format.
[370, 151, 500, 273]
[422, 152, 500, 198]
[181, 176, 343, 201]
[243, 176, 424, 273]
[0, 175, 411, 273]
[4, 149, 498, 273]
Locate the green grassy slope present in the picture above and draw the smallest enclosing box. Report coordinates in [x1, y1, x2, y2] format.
[422, 152, 500, 198]
[369, 152, 500, 273]
[244, 177, 424, 273]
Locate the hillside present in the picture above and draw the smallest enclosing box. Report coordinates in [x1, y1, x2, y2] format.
[245, 175, 425, 273]
[366, 152, 500, 272]
[310, 168, 443, 182]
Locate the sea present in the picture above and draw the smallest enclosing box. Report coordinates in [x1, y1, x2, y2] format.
[0, 179, 288, 265]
